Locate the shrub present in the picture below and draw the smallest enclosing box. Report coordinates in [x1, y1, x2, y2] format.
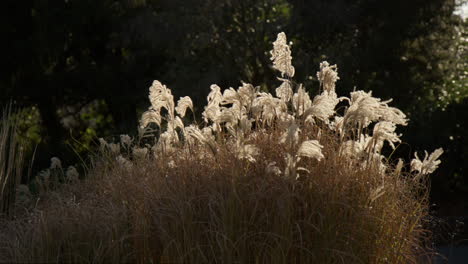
[0, 33, 441, 263]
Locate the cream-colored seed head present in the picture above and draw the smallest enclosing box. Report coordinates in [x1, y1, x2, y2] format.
[270, 32, 295, 78]
[133, 32, 441, 180]
[50, 157, 62, 169]
[297, 140, 324, 161]
[411, 148, 443, 176]
[175, 96, 194, 118]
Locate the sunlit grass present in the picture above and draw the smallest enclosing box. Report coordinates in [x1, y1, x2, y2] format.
[0, 33, 440, 263]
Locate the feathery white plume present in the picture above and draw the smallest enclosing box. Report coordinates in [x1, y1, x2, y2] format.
[99, 138, 108, 149]
[185, 125, 206, 145]
[303, 91, 339, 124]
[284, 153, 297, 178]
[280, 119, 300, 147]
[276, 79, 293, 103]
[277, 112, 295, 126]
[237, 82, 257, 109]
[185, 125, 218, 154]
[116, 155, 132, 170]
[239, 116, 253, 135]
[202, 104, 221, 124]
[221, 88, 240, 105]
[37, 169, 51, 189]
[395, 159, 404, 175]
[168, 160, 176, 168]
[169, 116, 185, 133]
[140, 110, 162, 129]
[340, 134, 372, 158]
[120, 134, 132, 148]
[109, 143, 120, 155]
[236, 143, 260, 163]
[411, 148, 443, 176]
[207, 84, 223, 105]
[252, 92, 286, 125]
[202, 127, 215, 141]
[175, 96, 194, 118]
[297, 140, 324, 161]
[317, 61, 339, 93]
[66, 166, 79, 183]
[50, 157, 62, 169]
[372, 121, 401, 151]
[367, 152, 387, 174]
[265, 161, 282, 176]
[292, 85, 312, 116]
[270, 32, 295, 77]
[215, 108, 238, 128]
[344, 90, 407, 129]
[154, 131, 177, 154]
[329, 116, 344, 133]
[203, 84, 223, 123]
[149, 80, 175, 119]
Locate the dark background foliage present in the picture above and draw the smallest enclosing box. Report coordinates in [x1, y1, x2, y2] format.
[1, 0, 467, 215]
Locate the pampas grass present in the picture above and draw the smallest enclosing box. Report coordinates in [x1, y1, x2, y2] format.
[0, 32, 440, 263]
[0, 128, 432, 263]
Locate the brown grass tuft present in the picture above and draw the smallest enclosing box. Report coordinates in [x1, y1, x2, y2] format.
[0, 127, 432, 263]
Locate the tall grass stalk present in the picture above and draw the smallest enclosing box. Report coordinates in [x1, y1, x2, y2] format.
[0, 105, 24, 218]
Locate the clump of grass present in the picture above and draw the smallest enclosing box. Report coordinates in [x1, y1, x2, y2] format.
[0, 105, 24, 218]
[0, 131, 433, 263]
[0, 33, 441, 263]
